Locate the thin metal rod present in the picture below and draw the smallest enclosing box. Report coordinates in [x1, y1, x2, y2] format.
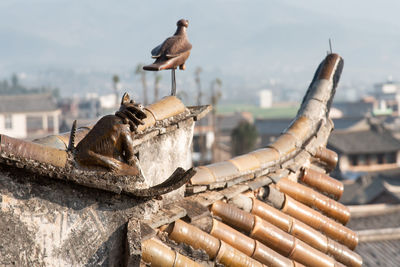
[329, 38, 333, 54]
[171, 69, 176, 96]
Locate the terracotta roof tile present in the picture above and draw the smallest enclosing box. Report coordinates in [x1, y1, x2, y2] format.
[229, 154, 261, 172]
[329, 129, 400, 154]
[190, 166, 216, 185]
[146, 96, 186, 121]
[249, 148, 280, 166]
[206, 161, 240, 182]
[142, 238, 203, 267]
[301, 168, 344, 200]
[268, 133, 297, 157]
[285, 116, 313, 141]
[277, 177, 351, 224]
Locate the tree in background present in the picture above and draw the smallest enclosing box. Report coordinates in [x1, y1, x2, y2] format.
[135, 63, 148, 105]
[112, 74, 120, 107]
[153, 73, 162, 102]
[193, 66, 208, 163]
[11, 74, 19, 88]
[210, 78, 222, 108]
[210, 78, 222, 162]
[194, 67, 203, 106]
[231, 121, 259, 156]
[0, 73, 59, 98]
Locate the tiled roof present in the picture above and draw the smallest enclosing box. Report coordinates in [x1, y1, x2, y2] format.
[331, 117, 366, 131]
[328, 128, 400, 154]
[256, 117, 366, 141]
[346, 204, 400, 266]
[332, 101, 373, 118]
[138, 54, 364, 266]
[340, 175, 386, 205]
[255, 118, 293, 136]
[348, 208, 400, 231]
[340, 172, 400, 205]
[0, 93, 58, 113]
[355, 239, 400, 267]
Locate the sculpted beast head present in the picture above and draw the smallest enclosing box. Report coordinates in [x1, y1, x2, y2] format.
[116, 92, 147, 132]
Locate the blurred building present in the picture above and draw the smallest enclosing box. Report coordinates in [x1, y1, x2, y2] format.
[192, 111, 254, 165]
[192, 126, 215, 165]
[373, 79, 400, 115]
[99, 93, 118, 109]
[328, 118, 400, 174]
[0, 93, 61, 139]
[259, 89, 272, 108]
[331, 100, 374, 118]
[58, 93, 118, 134]
[341, 169, 400, 205]
[255, 118, 292, 146]
[255, 117, 368, 147]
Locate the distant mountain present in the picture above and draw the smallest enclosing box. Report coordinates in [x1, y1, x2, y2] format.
[0, 0, 399, 99]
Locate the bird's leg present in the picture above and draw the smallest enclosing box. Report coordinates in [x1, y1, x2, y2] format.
[171, 68, 176, 96]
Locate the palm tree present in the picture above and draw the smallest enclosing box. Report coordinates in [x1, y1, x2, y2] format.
[112, 74, 120, 107]
[210, 78, 222, 107]
[210, 78, 222, 162]
[153, 73, 162, 102]
[135, 64, 148, 105]
[194, 67, 203, 106]
[11, 73, 19, 88]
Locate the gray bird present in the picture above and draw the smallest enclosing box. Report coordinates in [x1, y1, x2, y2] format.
[144, 19, 192, 71]
[143, 19, 192, 95]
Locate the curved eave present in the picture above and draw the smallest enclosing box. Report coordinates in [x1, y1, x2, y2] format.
[190, 54, 344, 188]
[141, 54, 363, 267]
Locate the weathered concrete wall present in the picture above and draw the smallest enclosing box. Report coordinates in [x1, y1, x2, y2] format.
[0, 121, 194, 266]
[0, 166, 160, 266]
[138, 119, 194, 200]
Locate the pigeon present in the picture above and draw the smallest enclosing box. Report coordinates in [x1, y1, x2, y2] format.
[143, 19, 192, 71]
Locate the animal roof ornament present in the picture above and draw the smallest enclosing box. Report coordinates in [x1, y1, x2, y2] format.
[143, 19, 192, 96]
[0, 93, 200, 197]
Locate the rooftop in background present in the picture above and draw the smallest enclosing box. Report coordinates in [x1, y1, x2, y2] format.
[348, 204, 400, 230]
[329, 126, 400, 154]
[355, 239, 400, 267]
[0, 93, 58, 113]
[331, 101, 373, 118]
[255, 116, 367, 140]
[347, 204, 400, 266]
[328, 118, 400, 174]
[341, 169, 400, 205]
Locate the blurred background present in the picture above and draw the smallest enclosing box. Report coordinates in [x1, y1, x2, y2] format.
[2, 1, 400, 264]
[2, 0, 400, 101]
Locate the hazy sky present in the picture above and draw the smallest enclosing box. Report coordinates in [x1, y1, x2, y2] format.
[1, 0, 400, 98]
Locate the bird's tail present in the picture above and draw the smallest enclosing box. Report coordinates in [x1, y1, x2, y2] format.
[143, 60, 176, 71]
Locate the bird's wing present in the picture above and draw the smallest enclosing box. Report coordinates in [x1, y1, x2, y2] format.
[151, 36, 177, 58]
[166, 39, 192, 58]
[151, 43, 163, 58]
